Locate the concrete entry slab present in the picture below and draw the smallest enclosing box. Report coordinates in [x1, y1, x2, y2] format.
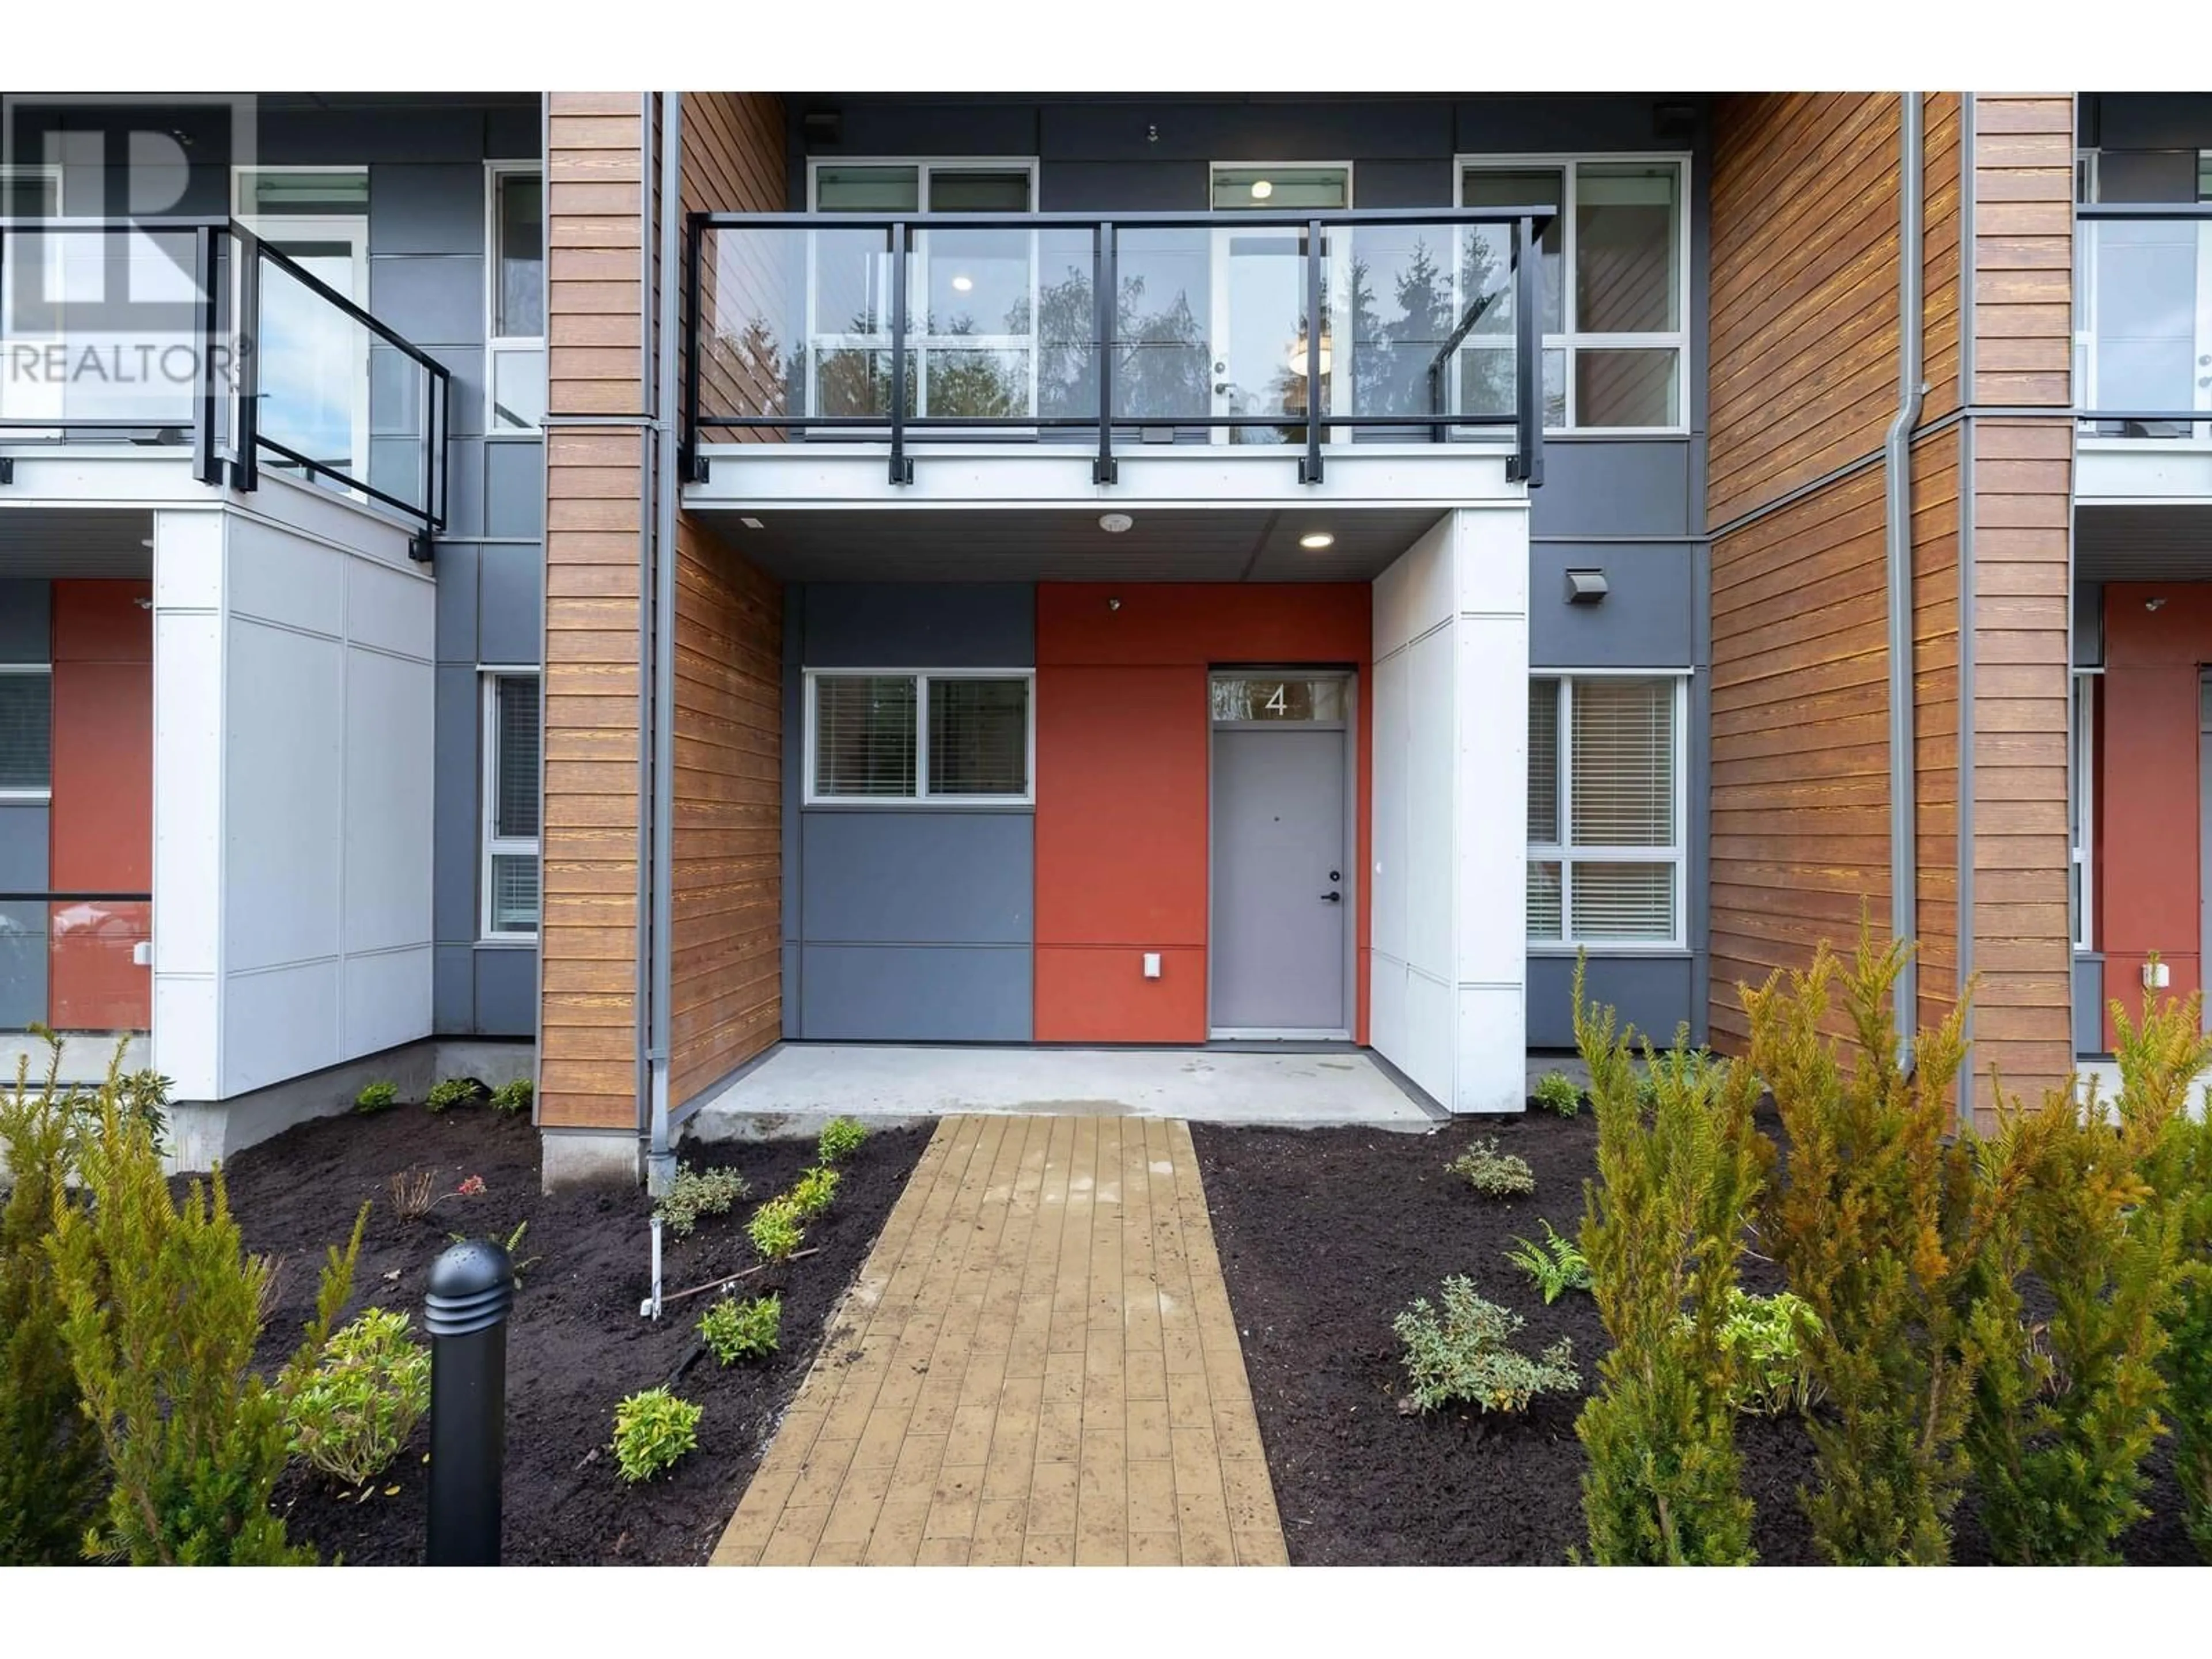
[683, 1044, 1438, 1142]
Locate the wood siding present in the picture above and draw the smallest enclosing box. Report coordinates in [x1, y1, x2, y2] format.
[1971, 94, 2075, 410]
[542, 92, 650, 1132]
[1913, 426, 1963, 1036]
[683, 93, 790, 432]
[668, 92, 787, 1107]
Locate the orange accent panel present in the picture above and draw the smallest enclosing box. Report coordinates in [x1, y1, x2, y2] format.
[2098, 582, 2212, 1049]
[1032, 583, 1372, 1045]
[1035, 946, 1207, 1044]
[49, 581, 152, 1030]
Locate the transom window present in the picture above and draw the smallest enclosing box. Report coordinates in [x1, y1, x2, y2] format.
[482, 671, 540, 938]
[1457, 156, 1688, 431]
[1528, 675, 1685, 947]
[806, 670, 1034, 805]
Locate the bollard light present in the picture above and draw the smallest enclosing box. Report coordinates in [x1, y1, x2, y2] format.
[423, 1237, 514, 1566]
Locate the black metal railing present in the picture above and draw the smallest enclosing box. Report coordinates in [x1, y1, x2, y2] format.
[681, 206, 1555, 488]
[0, 217, 450, 547]
[2074, 202, 2212, 436]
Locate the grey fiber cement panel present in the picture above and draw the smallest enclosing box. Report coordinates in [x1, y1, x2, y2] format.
[798, 944, 1033, 1041]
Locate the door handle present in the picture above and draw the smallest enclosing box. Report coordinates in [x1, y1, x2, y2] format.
[1320, 891, 1342, 903]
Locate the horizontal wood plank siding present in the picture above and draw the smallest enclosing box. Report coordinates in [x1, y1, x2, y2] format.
[1920, 93, 1964, 423]
[1971, 94, 2074, 410]
[542, 93, 650, 1132]
[1913, 426, 1963, 1037]
[683, 93, 791, 435]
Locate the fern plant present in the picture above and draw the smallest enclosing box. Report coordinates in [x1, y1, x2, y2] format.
[49, 1092, 366, 1564]
[1504, 1219, 1592, 1304]
[1741, 923, 1993, 1566]
[612, 1388, 702, 1483]
[1392, 1276, 1578, 1413]
[0, 1037, 104, 1562]
[1575, 958, 1763, 1566]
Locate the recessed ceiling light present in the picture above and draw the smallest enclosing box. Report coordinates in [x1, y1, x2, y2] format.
[1250, 179, 1273, 200]
[1099, 512, 1134, 534]
[739, 516, 764, 529]
[950, 274, 974, 293]
[1299, 531, 1335, 550]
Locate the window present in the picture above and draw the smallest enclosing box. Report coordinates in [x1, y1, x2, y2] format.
[1209, 165, 1351, 212]
[482, 671, 540, 937]
[2073, 671, 2098, 953]
[806, 671, 1033, 805]
[1457, 156, 1688, 431]
[1528, 675, 1685, 946]
[487, 162, 546, 431]
[0, 667, 53, 797]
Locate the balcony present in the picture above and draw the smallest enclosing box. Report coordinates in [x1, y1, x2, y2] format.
[679, 207, 1555, 497]
[0, 216, 451, 544]
[2075, 203, 2212, 505]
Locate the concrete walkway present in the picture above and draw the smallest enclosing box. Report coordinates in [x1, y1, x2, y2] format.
[711, 1113, 1289, 1566]
[688, 1043, 1434, 1137]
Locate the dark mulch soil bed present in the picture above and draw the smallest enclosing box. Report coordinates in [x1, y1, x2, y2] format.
[1192, 1110, 2197, 1566]
[204, 1104, 927, 1566]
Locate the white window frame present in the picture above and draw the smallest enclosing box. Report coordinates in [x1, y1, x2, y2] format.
[802, 667, 1036, 808]
[1527, 669, 1690, 952]
[804, 157, 1041, 423]
[485, 159, 546, 433]
[0, 663, 54, 803]
[2072, 666, 2098, 953]
[1454, 152, 1693, 436]
[480, 666, 540, 942]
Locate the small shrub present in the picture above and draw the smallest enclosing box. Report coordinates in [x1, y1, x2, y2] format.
[747, 1196, 805, 1263]
[2141, 993, 2212, 1563]
[1711, 1289, 1823, 1417]
[789, 1165, 840, 1219]
[1393, 1276, 1578, 1413]
[654, 1163, 749, 1238]
[354, 1080, 398, 1114]
[50, 1089, 366, 1564]
[817, 1116, 868, 1165]
[1446, 1138, 1535, 1198]
[286, 1309, 431, 1486]
[699, 1294, 782, 1365]
[1532, 1070, 1582, 1118]
[1504, 1219, 1592, 1305]
[612, 1387, 702, 1483]
[488, 1077, 533, 1116]
[425, 1077, 484, 1114]
[0, 1035, 104, 1562]
[109, 1066, 172, 1158]
[1575, 960, 1763, 1566]
[389, 1168, 436, 1223]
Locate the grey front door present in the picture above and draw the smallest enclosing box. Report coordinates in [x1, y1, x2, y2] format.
[1210, 722, 1348, 1035]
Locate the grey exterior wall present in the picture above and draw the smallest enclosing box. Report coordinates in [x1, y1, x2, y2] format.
[0, 94, 544, 1037]
[783, 584, 1037, 1040]
[0, 581, 51, 1028]
[783, 93, 1715, 1046]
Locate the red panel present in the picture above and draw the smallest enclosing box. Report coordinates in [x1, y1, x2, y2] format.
[2098, 582, 2212, 1048]
[49, 580, 152, 1030]
[1032, 583, 1373, 1044]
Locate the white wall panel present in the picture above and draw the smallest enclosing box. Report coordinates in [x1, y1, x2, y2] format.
[223, 960, 340, 1096]
[343, 944, 434, 1057]
[226, 515, 343, 637]
[151, 510, 224, 1098]
[343, 646, 434, 955]
[224, 616, 344, 972]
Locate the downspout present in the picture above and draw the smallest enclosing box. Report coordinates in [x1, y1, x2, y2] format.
[645, 90, 684, 1196]
[1885, 92, 1925, 1055]
[633, 94, 658, 1181]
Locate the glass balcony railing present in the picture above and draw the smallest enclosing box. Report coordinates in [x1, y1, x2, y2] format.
[681, 207, 1556, 487]
[0, 217, 450, 541]
[0, 892, 151, 1063]
[2075, 203, 2212, 438]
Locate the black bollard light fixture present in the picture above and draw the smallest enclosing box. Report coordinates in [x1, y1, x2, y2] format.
[423, 1237, 514, 1566]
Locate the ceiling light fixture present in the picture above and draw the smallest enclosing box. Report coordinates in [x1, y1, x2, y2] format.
[1099, 512, 1134, 534]
[950, 274, 974, 293]
[739, 516, 764, 529]
[1250, 179, 1274, 200]
[1299, 531, 1335, 550]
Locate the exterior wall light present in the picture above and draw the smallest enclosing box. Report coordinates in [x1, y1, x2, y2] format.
[1299, 532, 1335, 550]
[1099, 512, 1134, 533]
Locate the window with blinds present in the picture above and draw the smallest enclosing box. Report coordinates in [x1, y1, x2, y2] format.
[483, 671, 540, 937]
[0, 670, 53, 794]
[809, 672, 1033, 803]
[1527, 675, 1682, 945]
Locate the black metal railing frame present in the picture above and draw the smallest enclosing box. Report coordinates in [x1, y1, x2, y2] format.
[0, 215, 451, 546]
[680, 206, 1557, 488]
[2072, 202, 2212, 430]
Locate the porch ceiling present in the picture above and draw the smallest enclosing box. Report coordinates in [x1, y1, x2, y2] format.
[2075, 503, 2212, 582]
[0, 506, 154, 578]
[687, 505, 1446, 584]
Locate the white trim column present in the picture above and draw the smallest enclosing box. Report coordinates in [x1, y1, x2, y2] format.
[1370, 503, 1531, 1111]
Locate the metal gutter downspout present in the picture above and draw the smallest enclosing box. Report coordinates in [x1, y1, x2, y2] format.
[645, 90, 684, 1198]
[1885, 92, 1926, 1055]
